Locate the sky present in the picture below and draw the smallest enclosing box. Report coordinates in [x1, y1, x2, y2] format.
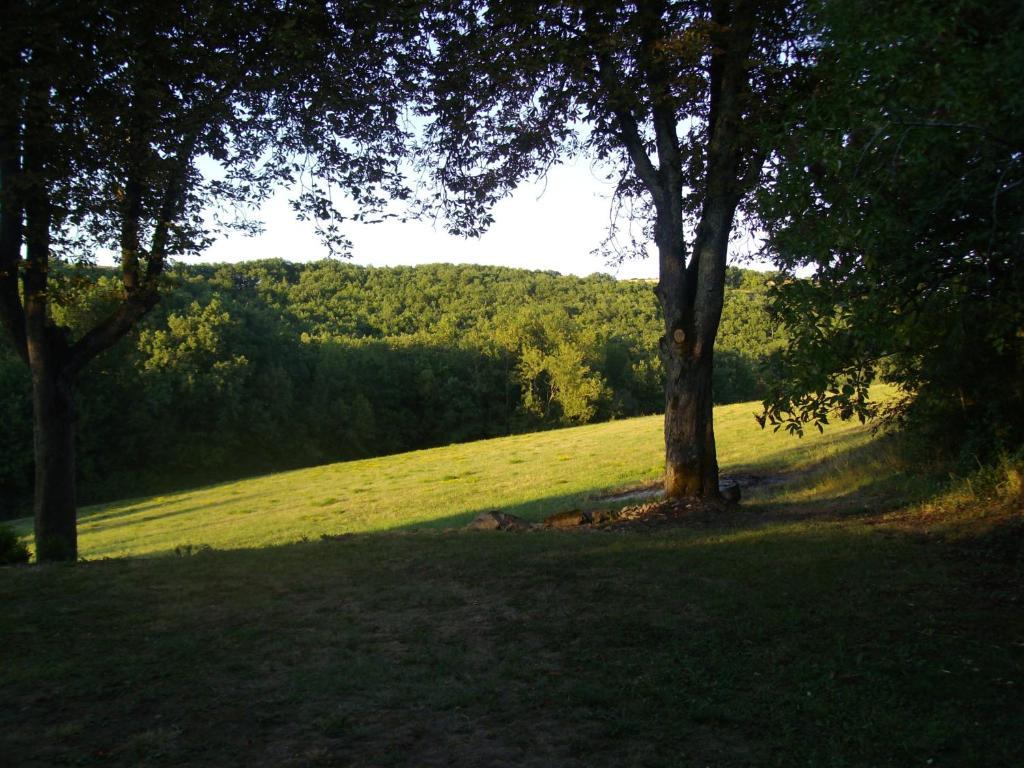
[197, 156, 771, 280]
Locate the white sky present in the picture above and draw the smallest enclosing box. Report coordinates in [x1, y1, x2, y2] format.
[197, 156, 771, 279]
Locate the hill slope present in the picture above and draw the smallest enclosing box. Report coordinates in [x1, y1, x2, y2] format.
[12, 401, 871, 559]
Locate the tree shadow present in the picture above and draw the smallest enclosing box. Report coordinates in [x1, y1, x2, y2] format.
[4, 497, 1020, 768]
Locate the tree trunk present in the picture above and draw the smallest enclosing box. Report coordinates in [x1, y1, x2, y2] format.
[657, 266, 722, 500]
[655, 197, 734, 501]
[664, 349, 719, 498]
[30, 354, 77, 562]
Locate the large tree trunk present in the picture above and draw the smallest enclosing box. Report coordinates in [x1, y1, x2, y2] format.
[655, 1, 754, 499]
[2, 29, 183, 564]
[588, 1, 757, 501]
[656, 197, 734, 501]
[657, 256, 723, 500]
[21, 83, 79, 561]
[28, 342, 77, 562]
[664, 349, 719, 497]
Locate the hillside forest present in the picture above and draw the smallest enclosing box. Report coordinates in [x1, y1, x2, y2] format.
[0, 262, 778, 517]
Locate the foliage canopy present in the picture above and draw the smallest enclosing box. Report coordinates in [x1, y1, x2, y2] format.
[757, 0, 1024, 459]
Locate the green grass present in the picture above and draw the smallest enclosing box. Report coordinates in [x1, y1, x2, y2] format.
[11, 401, 872, 559]
[2, 402, 1022, 766]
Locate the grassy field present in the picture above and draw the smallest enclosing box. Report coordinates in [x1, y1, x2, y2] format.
[10, 401, 874, 559]
[2, 404, 1022, 767]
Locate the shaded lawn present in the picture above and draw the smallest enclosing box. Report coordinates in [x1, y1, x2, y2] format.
[3, 518, 1021, 767]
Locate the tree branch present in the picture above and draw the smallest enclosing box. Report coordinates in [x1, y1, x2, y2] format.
[64, 291, 158, 378]
[20, 66, 65, 364]
[0, 135, 27, 364]
[691, 0, 757, 342]
[0, 41, 28, 364]
[65, 41, 236, 377]
[120, 176, 143, 293]
[607, 96, 665, 206]
[66, 143, 194, 377]
[582, 5, 665, 206]
[637, 0, 680, 188]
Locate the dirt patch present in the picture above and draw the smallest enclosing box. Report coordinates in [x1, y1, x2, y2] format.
[722, 472, 794, 490]
[527, 494, 747, 535]
[591, 473, 790, 504]
[570, 473, 798, 533]
[594, 497, 743, 532]
[463, 470, 903, 536]
[593, 483, 663, 504]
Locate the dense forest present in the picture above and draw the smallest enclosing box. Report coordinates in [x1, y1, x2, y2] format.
[0, 262, 779, 516]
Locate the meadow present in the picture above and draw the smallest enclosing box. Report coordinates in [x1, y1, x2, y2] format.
[2, 403, 1022, 766]
[8, 401, 875, 560]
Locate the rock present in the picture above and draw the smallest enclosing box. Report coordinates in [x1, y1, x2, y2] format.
[466, 511, 535, 532]
[467, 512, 503, 530]
[588, 508, 621, 525]
[497, 513, 535, 532]
[543, 509, 590, 528]
[320, 533, 355, 541]
[720, 482, 741, 504]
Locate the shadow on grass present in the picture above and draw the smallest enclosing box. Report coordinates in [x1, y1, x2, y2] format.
[2, 508, 1022, 768]
[718, 419, 875, 477]
[74, 494, 282, 533]
[738, 434, 937, 522]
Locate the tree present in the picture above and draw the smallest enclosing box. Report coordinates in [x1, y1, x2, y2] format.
[0, 0, 421, 560]
[420, 0, 805, 498]
[756, 0, 1024, 460]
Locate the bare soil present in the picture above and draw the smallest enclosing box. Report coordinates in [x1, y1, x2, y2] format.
[566, 472, 820, 533]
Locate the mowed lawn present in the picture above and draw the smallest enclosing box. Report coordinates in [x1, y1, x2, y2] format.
[3, 403, 1022, 767]
[11, 401, 873, 559]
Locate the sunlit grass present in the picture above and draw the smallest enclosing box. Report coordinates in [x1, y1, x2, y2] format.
[10, 400, 872, 559]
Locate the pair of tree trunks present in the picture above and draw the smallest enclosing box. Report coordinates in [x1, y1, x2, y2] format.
[657, 203, 736, 500]
[5, 0, 763, 564]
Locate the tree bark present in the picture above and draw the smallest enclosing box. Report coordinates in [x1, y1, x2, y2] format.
[664, 346, 718, 497]
[588, 0, 757, 500]
[30, 350, 77, 562]
[658, 201, 734, 500]
[655, 206, 727, 500]
[656, 1, 755, 500]
[23, 208, 78, 562]
[20, 64, 79, 562]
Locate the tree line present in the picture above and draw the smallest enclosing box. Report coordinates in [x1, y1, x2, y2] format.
[0, 262, 780, 517]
